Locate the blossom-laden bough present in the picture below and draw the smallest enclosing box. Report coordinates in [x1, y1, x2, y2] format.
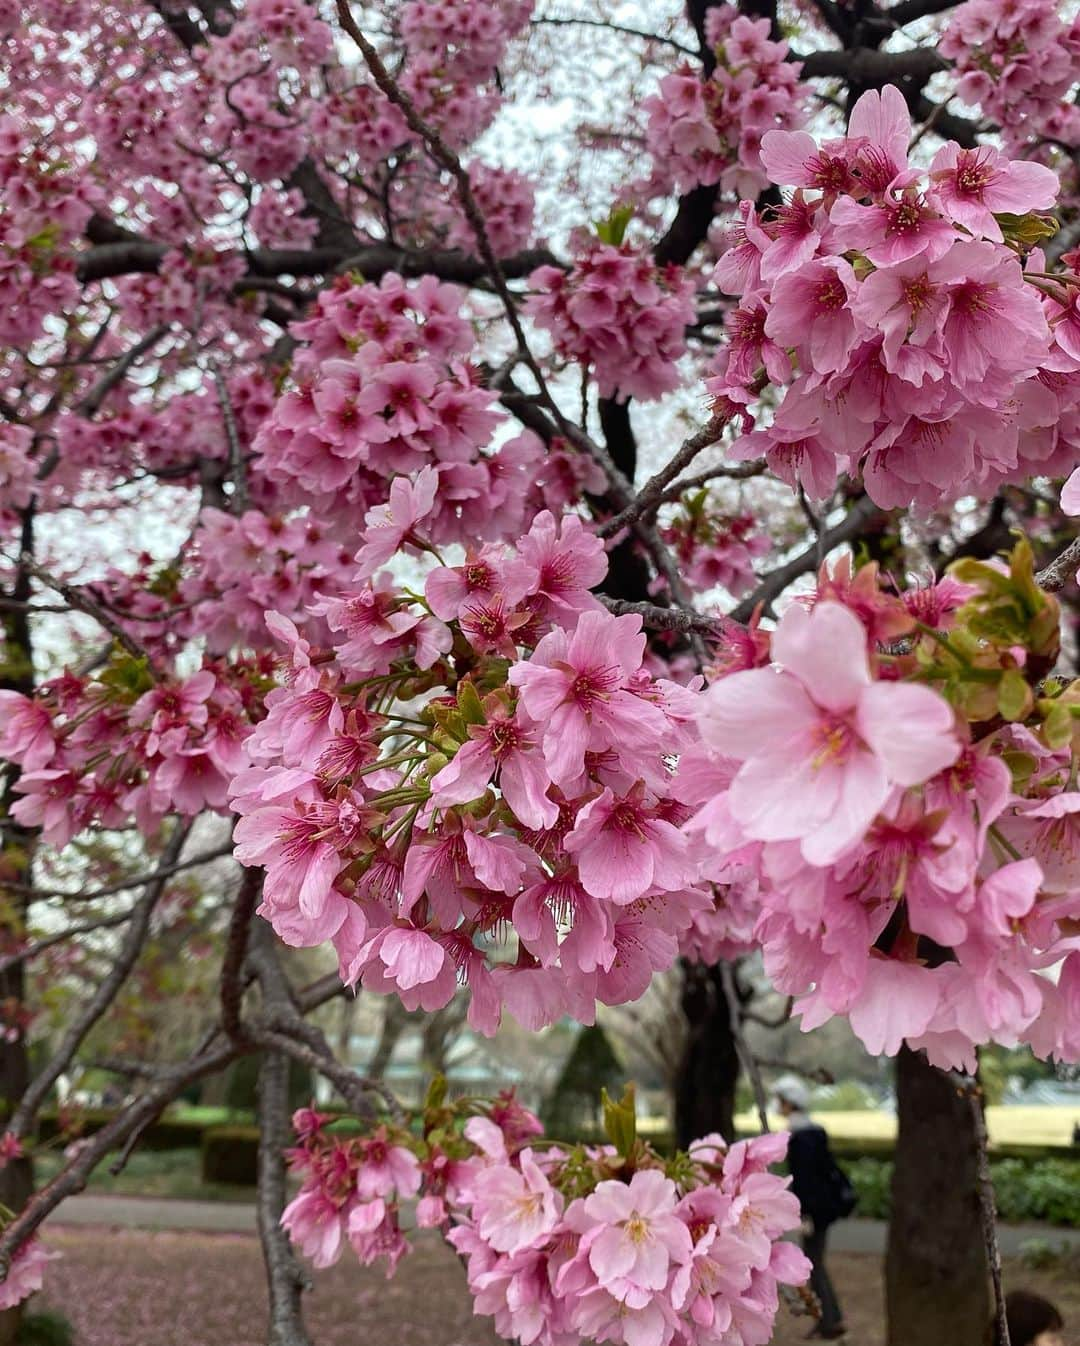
[2, 1, 1080, 1344]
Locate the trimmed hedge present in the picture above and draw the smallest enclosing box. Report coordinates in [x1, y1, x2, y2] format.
[847, 1155, 1080, 1226]
[36, 1110, 206, 1151]
[202, 1126, 260, 1186]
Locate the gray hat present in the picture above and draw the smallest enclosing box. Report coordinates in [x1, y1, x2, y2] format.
[773, 1074, 810, 1111]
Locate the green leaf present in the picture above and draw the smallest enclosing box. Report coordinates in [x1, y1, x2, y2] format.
[997, 668, 1030, 722]
[424, 1074, 448, 1112]
[601, 1082, 637, 1159]
[994, 212, 1059, 247]
[595, 204, 633, 247]
[1041, 700, 1073, 750]
[457, 679, 486, 727]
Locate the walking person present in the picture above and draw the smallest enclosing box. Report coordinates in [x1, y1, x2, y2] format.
[774, 1076, 855, 1340]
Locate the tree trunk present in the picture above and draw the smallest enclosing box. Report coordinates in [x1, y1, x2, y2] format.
[673, 960, 739, 1147]
[0, 511, 36, 1346]
[886, 1047, 989, 1346]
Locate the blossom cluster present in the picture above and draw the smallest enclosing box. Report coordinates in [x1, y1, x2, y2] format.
[710, 84, 1080, 509]
[433, 162, 536, 258]
[644, 13, 806, 198]
[0, 1238, 55, 1311]
[690, 546, 1080, 1070]
[941, 0, 1080, 152]
[0, 113, 98, 344]
[282, 1091, 809, 1346]
[526, 244, 696, 402]
[252, 273, 545, 545]
[230, 505, 717, 1033]
[659, 493, 769, 599]
[0, 659, 256, 846]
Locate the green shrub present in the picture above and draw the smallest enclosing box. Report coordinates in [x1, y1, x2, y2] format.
[846, 1157, 894, 1219]
[201, 1126, 259, 1186]
[17, 1312, 75, 1346]
[843, 1155, 1080, 1226]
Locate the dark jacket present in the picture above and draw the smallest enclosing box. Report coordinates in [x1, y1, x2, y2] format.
[788, 1121, 843, 1226]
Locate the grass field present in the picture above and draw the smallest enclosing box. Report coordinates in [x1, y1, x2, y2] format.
[729, 1105, 1080, 1147]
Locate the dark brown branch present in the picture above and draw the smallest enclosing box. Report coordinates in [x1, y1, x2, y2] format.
[5, 842, 233, 901]
[75, 324, 170, 418]
[18, 554, 151, 663]
[728, 495, 888, 623]
[597, 414, 726, 538]
[1036, 533, 1080, 591]
[720, 962, 770, 1133]
[600, 597, 729, 638]
[208, 361, 249, 513]
[952, 1073, 1011, 1346]
[530, 14, 697, 55]
[0, 906, 140, 975]
[221, 868, 263, 1041]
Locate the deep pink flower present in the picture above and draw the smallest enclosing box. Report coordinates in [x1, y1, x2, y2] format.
[508, 610, 670, 786]
[565, 784, 691, 905]
[928, 143, 1058, 241]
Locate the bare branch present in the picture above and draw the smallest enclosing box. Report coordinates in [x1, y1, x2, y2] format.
[728, 495, 887, 623]
[17, 553, 152, 663]
[208, 361, 249, 514]
[222, 868, 263, 1041]
[6, 843, 234, 902]
[1036, 533, 1080, 591]
[600, 596, 729, 638]
[75, 324, 171, 419]
[720, 962, 770, 1134]
[8, 824, 192, 1138]
[0, 906, 140, 976]
[597, 414, 727, 538]
[530, 15, 697, 55]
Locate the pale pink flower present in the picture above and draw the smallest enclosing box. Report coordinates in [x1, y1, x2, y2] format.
[0, 692, 55, 771]
[698, 602, 960, 865]
[473, 1148, 561, 1253]
[565, 784, 691, 905]
[281, 1188, 347, 1268]
[354, 466, 439, 578]
[581, 1168, 692, 1302]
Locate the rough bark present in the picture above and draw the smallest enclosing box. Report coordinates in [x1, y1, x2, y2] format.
[674, 961, 739, 1148]
[885, 1047, 989, 1346]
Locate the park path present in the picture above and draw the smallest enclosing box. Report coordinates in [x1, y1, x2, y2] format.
[49, 1195, 1080, 1254]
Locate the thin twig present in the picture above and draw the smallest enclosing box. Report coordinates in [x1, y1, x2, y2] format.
[6, 843, 234, 901]
[75, 324, 170, 418]
[17, 553, 151, 663]
[8, 824, 192, 1138]
[719, 962, 770, 1134]
[597, 414, 726, 538]
[728, 495, 886, 624]
[0, 905, 140, 975]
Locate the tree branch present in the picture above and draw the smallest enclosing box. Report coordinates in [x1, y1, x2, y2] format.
[257, 1052, 313, 1346]
[728, 495, 887, 623]
[8, 824, 192, 1138]
[1036, 533, 1080, 591]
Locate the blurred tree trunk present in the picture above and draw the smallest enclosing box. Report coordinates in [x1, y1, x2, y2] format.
[886, 1047, 989, 1346]
[674, 960, 739, 1147]
[0, 512, 36, 1346]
